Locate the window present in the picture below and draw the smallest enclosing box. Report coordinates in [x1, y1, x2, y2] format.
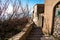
[58, 10, 60, 17]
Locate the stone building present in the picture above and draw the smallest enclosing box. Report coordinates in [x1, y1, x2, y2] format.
[32, 4, 44, 27]
[42, 0, 60, 37]
[33, 0, 60, 37]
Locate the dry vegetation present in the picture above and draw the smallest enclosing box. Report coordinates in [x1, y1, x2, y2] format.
[0, 0, 31, 40]
[0, 17, 29, 40]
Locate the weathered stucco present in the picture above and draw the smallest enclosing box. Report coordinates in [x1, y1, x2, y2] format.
[42, 0, 60, 35]
[33, 4, 44, 27]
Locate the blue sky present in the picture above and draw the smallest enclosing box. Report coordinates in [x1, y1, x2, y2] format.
[1, 0, 45, 14]
[0, 0, 45, 17]
[21, 0, 45, 15]
[1, 0, 45, 8]
[21, 0, 45, 8]
[21, 0, 45, 14]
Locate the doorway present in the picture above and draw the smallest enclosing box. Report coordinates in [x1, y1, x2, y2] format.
[53, 2, 60, 38]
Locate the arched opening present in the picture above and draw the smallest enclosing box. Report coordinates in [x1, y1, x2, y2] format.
[52, 1, 60, 37]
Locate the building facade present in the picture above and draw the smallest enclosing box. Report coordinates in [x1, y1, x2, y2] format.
[32, 4, 44, 27]
[42, 0, 60, 37]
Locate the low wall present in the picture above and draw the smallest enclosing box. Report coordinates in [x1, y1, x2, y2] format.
[8, 23, 33, 40]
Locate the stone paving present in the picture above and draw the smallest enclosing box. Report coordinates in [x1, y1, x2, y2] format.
[26, 26, 57, 40]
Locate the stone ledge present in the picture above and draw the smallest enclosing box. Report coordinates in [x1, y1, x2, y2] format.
[8, 23, 33, 40]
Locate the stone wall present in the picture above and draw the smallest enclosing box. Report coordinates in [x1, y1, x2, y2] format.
[39, 14, 44, 27]
[42, 0, 60, 35]
[8, 23, 33, 40]
[33, 4, 44, 27]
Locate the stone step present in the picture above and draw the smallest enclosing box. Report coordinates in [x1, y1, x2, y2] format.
[27, 36, 55, 40]
[29, 33, 43, 35]
[27, 35, 43, 37]
[41, 36, 55, 40]
[26, 27, 44, 40]
[26, 38, 41, 40]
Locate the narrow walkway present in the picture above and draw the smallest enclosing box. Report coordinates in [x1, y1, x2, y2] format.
[26, 25, 55, 40]
[26, 26, 44, 40]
